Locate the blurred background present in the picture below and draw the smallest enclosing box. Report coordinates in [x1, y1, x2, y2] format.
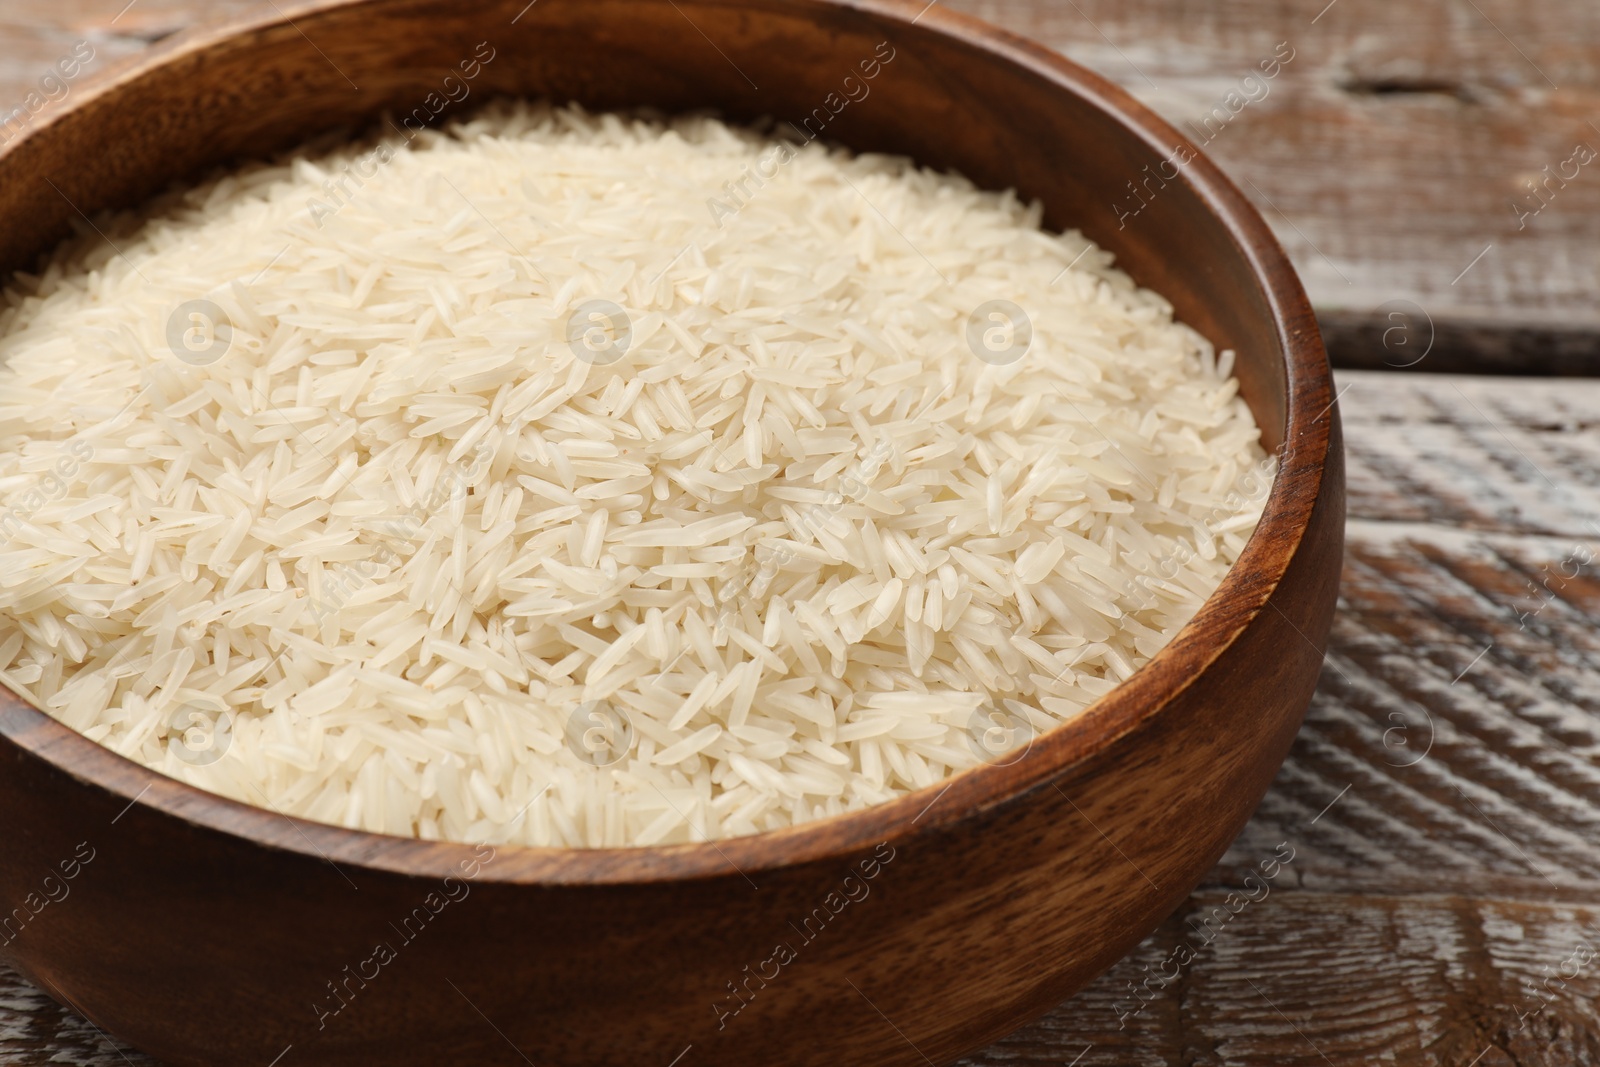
[10, 0, 1598, 372]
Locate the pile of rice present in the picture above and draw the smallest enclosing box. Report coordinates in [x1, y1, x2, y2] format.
[0, 102, 1270, 846]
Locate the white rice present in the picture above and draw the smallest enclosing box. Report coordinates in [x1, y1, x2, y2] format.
[0, 102, 1271, 846]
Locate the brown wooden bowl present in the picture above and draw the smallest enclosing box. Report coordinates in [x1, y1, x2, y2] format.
[0, 1, 1343, 1064]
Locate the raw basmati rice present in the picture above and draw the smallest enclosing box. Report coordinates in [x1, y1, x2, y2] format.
[0, 102, 1271, 846]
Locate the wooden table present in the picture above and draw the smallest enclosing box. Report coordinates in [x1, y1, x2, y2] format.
[3, 2, 1599, 1064]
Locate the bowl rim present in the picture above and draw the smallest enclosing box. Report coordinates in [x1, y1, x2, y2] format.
[0, 0, 1334, 886]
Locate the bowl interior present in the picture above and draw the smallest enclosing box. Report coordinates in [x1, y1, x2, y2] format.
[0, 0, 1319, 878]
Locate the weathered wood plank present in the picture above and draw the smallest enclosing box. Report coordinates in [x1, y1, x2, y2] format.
[0, 967, 150, 1066]
[968, 896, 1600, 1067]
[947, 0, 1600, 372]
[1340, 373, 1600, 536]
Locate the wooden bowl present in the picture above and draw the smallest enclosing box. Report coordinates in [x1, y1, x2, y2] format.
[0, 1, 1343, 1064]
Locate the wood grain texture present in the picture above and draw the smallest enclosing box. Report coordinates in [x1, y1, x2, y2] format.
[944, 0, 1600, 372]
[3, 369, 1594, 1065]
